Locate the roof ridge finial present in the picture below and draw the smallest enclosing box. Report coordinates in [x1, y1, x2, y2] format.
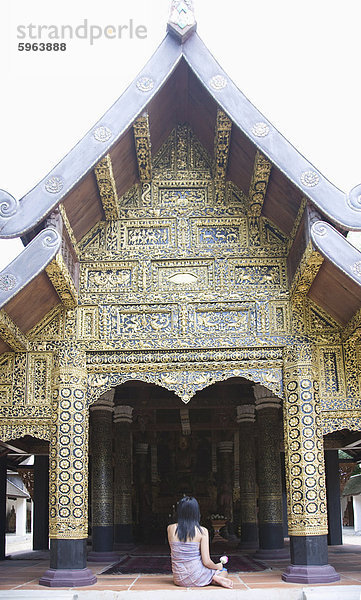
[167, 0, 197, 43]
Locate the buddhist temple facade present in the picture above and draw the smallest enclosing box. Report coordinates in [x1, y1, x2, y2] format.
[0, 0, 361, 587]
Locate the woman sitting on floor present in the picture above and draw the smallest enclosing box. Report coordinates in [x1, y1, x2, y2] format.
[167, 496, 233, 589]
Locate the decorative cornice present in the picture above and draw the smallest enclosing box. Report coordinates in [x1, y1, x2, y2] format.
[311, 220, 361, 289]
[248, 151, 272, 217]
[133, 114, 152, 182]
[0, 309, 29, 351]
[167, 0, 197, 42]
[45, 252, 78, 309]
[0, 227, 61, 310]
[94, 154, 120, 221]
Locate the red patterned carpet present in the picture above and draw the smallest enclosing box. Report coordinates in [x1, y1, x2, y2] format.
[103, 553, 267, 575]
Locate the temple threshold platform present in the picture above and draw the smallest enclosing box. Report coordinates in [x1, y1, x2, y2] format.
[0, 542, 361, 597]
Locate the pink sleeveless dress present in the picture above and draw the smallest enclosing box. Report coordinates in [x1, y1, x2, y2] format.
[169, 541, 216, 587]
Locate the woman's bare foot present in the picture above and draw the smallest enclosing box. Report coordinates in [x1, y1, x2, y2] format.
[212, 574, 233, 588]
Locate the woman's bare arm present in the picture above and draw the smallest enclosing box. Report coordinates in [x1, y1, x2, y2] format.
[200, 528, 222, 570]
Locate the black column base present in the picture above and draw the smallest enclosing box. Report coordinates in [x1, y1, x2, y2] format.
[39, 568, 97, 587]
[238, 523, 258, 549]
[282, 564, 340, 584]
[88, 551, 120, 562]
[258, 523, 284, 550]
[254, 547, 290, 560]
[114, 523, 133, 544]
[91, 525, 114, 555]
[282, 534, 340, 583]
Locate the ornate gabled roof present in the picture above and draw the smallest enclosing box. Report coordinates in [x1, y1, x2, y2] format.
[0, 0, 360, 341]
[0, 2, 360, 238]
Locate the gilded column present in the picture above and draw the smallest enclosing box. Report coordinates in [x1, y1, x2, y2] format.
[88, 391, 117, 561]
[237, 405, 258, 548]
[253, 385, 287, 559]
[39, 343, 96, 587]
[114, 405, 133, 545]
[282, 343, 339, 583]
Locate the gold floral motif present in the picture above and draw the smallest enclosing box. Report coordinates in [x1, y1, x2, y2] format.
[94, 154, 120, 221]
[248, 151, 272, 217]
[0, 309, 29, 351]
[46, 253, 78, 309]
[133, 114, 152, 181]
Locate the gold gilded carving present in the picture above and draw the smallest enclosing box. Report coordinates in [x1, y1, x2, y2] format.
[153, 259, 214, 292]
[290, 241, 323, 300]
[213, 109, 232, 202]
[46, 253, 78, 309]
[133, 114, 152, 181]
[191, 217, 247, 247]
[283, 344, 328, 536]
[99, 304, 175, 338]
[248, 151, 272, 217]
[94, 154, 120, 221]
[316, 345, 346, 410]
[192, 302, 254, 334]
[81, 261, 137, 293]
[287, 198, 307, 250]
[59, 204, 80, 258]
[322, 412, 361, 435]
[123, 219, 176, 248]
[78, 307, 98, 339]
[27, 352, 52, 405]
[0, 309, 29, 351]
[269, 302, 290, 335]
[0, 419, 51, 442]
[28, 306, 64, 342]
[229, 259, 286, 291]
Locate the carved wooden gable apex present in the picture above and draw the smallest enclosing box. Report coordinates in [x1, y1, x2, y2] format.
[167, 0, 197, 42]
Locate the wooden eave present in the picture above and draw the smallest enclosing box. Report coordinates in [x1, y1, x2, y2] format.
[0, 228, 62, 347]
[308, 221, 361, 325]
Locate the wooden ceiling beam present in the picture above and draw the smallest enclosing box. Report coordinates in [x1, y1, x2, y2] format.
[213, 109, 232, 200]
[94, 154, 120, 221]
[248, 150, 272, 217]
[133, 113, 152, 182]
[0, 309, 29, 351]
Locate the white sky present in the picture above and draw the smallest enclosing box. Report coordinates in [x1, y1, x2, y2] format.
[0, 0, 360, 268]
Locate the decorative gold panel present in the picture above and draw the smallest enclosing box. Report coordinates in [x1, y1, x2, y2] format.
[77, 307, 99, 340]
[27, 352, 53, 406]
[152, 259, 214, 292]
[81, 262, 138, 293]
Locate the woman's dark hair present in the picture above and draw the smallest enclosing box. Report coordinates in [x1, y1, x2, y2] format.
[176, 496, 202, 542]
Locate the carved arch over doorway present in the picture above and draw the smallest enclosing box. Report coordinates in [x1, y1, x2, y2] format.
[87, 364, 283, 406]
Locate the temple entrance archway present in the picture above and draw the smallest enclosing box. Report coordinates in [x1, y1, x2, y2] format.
[89, 376, 286, 558]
